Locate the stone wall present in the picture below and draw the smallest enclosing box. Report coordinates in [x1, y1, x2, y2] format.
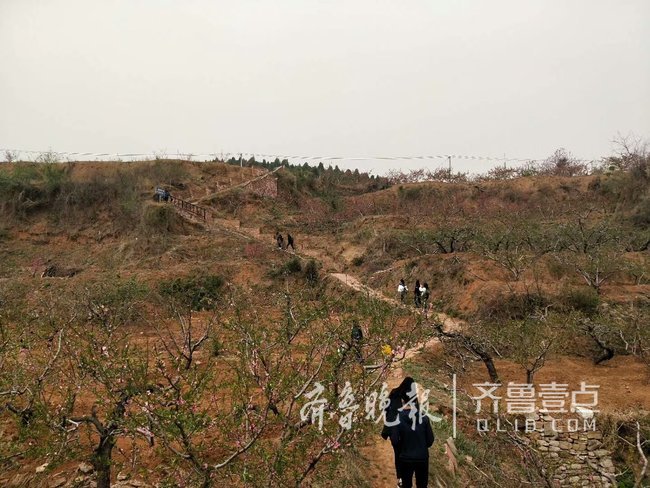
[525, 413, 616, 487]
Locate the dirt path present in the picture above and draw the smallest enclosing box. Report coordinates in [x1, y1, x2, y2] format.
[177, 208, 456, 487]
[329, 272, 462, 488]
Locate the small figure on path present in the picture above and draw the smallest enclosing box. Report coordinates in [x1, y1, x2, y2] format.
[351, 321, 363, 363]
[420, 283, 430, 312]
[287, 233, 295, 250]
[275, 232, 284, 250]
[398, 279, 408, 303]
[414, 280, 421, 308]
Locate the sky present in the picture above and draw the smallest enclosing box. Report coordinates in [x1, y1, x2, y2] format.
[0, 0, 648, 174]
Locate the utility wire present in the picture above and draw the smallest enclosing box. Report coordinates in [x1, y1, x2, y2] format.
[0, 147, 601, 166]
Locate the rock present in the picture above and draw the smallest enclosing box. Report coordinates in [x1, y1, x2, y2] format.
[78, 463, 93, 474]
[587, 431, 602, 440]
[559, 441, 571, 450]
[538, 446, 549, 452]
[594, 449, 609, 458]
[575, 406, 594, 419]
[117, 472, 129, 481]
[544, 424, 558, 438]
[575, 442, 587, 451]
[49, 477, 66, 488]
[570, 464, 583, 470]
[549, 440, 560, 447]
[35, 463, 49, 474]
[587, 440, 601, 450]
[549, 446, 561, 452]
[569, 476, 581, 483]
[128, 481, 146, 487]
[600, 459, 614, 469]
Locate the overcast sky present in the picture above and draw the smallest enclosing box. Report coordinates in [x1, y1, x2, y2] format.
[1, 0, 648, 174]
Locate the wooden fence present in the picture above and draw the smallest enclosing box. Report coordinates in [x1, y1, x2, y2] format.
[169, 195, 207, 221]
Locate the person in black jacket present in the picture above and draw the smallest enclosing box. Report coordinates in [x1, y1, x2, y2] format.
[390, 386, 434, 488]
[381, 377, 417, 486]
[413, 280, 421, 308]
[351, 321, 363, 363]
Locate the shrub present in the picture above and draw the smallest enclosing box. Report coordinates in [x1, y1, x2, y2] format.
[351, 256, 364, 267]
[477, 292, 549, 321]
[630, 195, 650, 227]
[159, 274, 225, 311]
[303, 259, 319, 285]
[546, 258, 570, 279]
[141, 203, 180, 234]
[147, 160, 188, 187]
[561, 288, 600, 316]
[268, 257, 302, 278]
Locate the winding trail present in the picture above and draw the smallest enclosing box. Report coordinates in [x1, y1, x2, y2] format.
[172, 189, 462, 488]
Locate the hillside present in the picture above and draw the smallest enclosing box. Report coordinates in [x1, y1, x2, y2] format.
[0, 157, 648, 487]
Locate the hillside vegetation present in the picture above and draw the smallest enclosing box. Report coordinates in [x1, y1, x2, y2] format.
[0, 147, 648, 487]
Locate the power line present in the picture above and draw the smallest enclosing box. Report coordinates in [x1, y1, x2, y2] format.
[0, 147, 601, 166]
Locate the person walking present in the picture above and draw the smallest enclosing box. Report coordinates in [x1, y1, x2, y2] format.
[420, 283, 430, 312]
[398, 279, 408, 303]
[276, 232, 284, 250]
[381, 376, 414, 486]
[390, 384, 435, 488]
[287, 233, 295, 250]
[413, 280, 421, 308]
[351, 321, 363, 363]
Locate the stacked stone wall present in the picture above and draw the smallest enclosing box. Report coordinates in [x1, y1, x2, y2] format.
[524, 413, 616, 487]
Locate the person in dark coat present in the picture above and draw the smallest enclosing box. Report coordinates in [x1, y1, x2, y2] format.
[381, 376, 417, 485]
[287, 233, 295, 250]
[413, 280, 421, 308]
[351, 321, 363, 363]
[390, 390, 435, 488]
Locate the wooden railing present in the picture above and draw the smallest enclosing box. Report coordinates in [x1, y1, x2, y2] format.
[169, 195, 207, 221]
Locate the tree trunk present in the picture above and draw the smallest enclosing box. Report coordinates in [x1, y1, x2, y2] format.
[594, 347, 614, 365]
[93, 434, 116, 488]
[480, 353, 500, 384]
[467, 339, 500, 384]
